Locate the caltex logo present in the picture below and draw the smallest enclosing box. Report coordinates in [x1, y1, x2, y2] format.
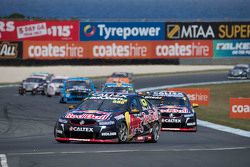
[83, 24, 96, 37]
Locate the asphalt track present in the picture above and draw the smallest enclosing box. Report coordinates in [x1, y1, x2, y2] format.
[0, 71, 250, 167]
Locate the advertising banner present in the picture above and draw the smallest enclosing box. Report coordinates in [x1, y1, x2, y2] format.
[168, 88, 210, 106]
[152, 40, 213, 59]
[80, 22, 165, 41]
[213, 40, 250, 57]
[23, 41, 88, 60]
[0, 41, 22, 59]
[88, 41, 153, 59]
[230, 98, 250, 119]
[0, 20, 79, 41]
[165, 22, 250, 40]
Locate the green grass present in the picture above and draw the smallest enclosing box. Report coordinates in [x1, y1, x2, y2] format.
[191, 83, 250, 131]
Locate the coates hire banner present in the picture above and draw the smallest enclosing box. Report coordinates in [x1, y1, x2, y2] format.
[23, 41, 88, 60]
[230, 98, 250, 119]
[214, 40, 250, 57]
[168, 88, 210, 106]
[152, 40, 213, 59]
[0, 20, 79, 41]
[0, 41, 22, 59]
[165, 22, 250, 40]
[80, 22, 165, 41]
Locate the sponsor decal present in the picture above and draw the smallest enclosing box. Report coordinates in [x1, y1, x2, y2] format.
[142, 111, 159, 125]
[160, 107, 189, 113]
[168, 88, 210, 106]
[114, 114, 125, 120]
[69, 127, 94, 132]
[187, 122, 196, 126]
[153, 40, 213, 58]
[214, 40, 250, 57]
[65, 113, 109, 120]
[89, 41, 152, 59]
[153, 91, 184, 97]
[0, 20, 79, 40]
[23, 41, 87, 60]
[230, 98, 250, 119]
[80, 22, 165, 40]
[162, 118, 181, 123]
[166, 23, 215, 40]
[101, 132, 117, 136]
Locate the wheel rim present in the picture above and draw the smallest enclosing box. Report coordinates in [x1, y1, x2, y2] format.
[153, 124, 160, 141]
[119, 123, 128, 142]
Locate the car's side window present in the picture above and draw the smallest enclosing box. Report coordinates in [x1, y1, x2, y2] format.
[130, 97, 141, 112]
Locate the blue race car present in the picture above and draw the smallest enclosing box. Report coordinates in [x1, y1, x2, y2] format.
[102, 83, 136, 94]
[60, 77, 96, 103]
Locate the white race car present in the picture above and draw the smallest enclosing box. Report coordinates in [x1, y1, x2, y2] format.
[46, 76, 68, 97]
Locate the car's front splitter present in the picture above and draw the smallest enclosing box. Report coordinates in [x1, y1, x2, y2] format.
[55, 137, 118, 143]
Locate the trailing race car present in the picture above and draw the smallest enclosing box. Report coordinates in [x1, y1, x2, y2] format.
[46, 76, 69, 97]
[19, 76, 48, 95]
[54, 93, 161, 143]
[60, 77, 96, 103]
[106, 72, 133, 84]
[102, 83, 136, 94]
[228, 64, 250, 79]
[143, 91, 197, 132]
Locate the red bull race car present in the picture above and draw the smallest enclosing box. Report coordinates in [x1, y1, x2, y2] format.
[54, 93, 161, 143]
[143, 91, 198, 132]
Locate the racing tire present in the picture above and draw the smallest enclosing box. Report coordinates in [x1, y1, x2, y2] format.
[19, 89, 25, 95]
[31, 89, 37, 95]
[47, 94, 52, 97]
[148, 122, 160, 143]
[117, 122, 128, 143]
[60, 97, 66, 103]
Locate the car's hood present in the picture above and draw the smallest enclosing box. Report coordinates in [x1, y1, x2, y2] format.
[230, 69, 244, 75]
[106, 77, 129, 83]
[64, 110, 114, 120]
[158, 105, 190, 113]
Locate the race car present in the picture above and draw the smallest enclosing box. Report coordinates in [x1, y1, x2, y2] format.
[228, 64, 250, 79]
[46, 76, 69, 97]
[54, 93, 161, 143]
[106, 72, 133, 84]
[18, 75, 48, 95]
[60, 77, 96, 103]
[102, 83, 136, 94]
[143, 91, 197, 132]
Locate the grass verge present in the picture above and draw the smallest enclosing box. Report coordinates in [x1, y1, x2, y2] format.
[192, 83, 250, 131]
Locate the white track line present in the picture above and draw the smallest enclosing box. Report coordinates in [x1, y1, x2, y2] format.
[6, 147, 250, 156]
[0, 154, 8, 167]
[137, 80, 250, 138]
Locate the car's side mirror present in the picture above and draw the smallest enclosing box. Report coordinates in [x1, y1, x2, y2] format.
[192, 103, 199, 108]
[131, 108, 140, 113]
[68, 105, 75, 110]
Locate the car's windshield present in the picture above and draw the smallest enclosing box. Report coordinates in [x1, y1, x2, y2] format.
[25, 78, 44, 83]
[148, 96, 189, 107]
[52, 79, 65, 83]
[78, 98, 128, 112]
[103, 87, 134, 93]
[234, 67, 247, 70]
[111, 73, 127, 78]
[66, 80, 89, 89]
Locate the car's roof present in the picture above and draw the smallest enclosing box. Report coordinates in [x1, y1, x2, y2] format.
[52, 76, 69, 80]
[67, 77, 91, 81]
[235, 64, 249, 68]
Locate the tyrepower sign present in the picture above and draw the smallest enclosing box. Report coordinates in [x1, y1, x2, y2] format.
[88, 41, 152, 59]
[166, 22, 250, 40]
[214, 40, 250, 57]
[230, 98, 250, 119]
[80, 22, 165, 41]
[0, 20, 79, 41]
[0, 41, 22, 59]
[152, 40, 213, 58]
[168, 88, 210, 106]
[23, 41, 88, 60]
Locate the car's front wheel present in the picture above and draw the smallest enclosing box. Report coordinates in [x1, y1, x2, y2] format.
[117, 122, 128, 143]
[148, 122, 160, 143]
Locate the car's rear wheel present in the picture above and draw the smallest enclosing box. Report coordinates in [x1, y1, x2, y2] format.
[118, 122, 128, 143]
[148, 122, 160, 143]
